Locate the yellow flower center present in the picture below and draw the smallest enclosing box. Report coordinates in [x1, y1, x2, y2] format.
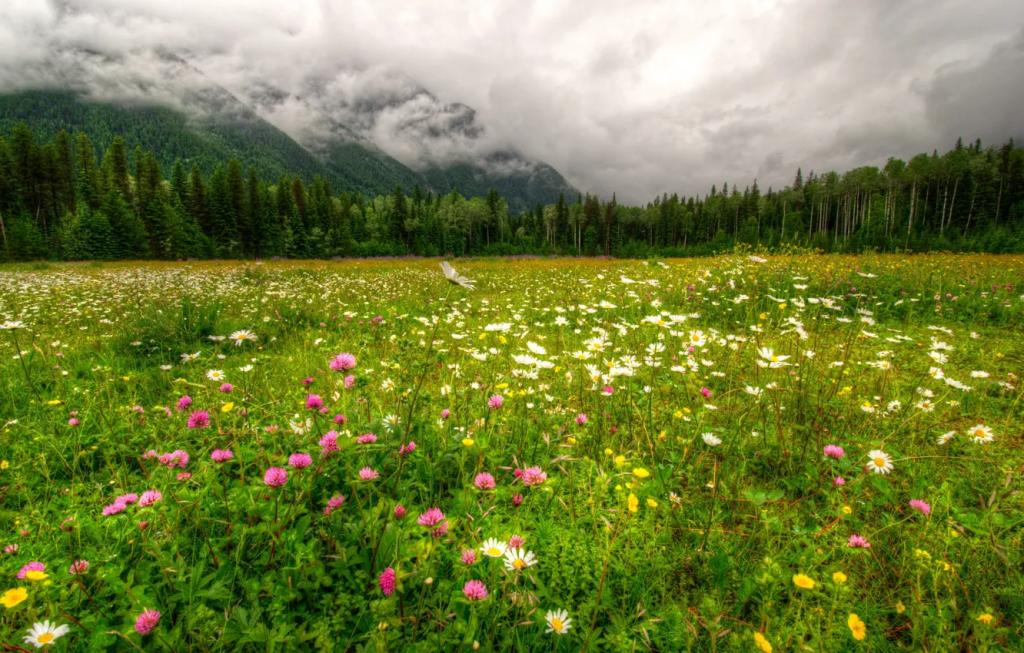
[550, 618, 563, 631]
[513, 559, 526, 569]
[38, 633, 55, 644]
[873, 457, 886, 467]
[487, 548, 501, 556]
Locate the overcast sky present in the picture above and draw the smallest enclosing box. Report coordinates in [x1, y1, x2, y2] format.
[2, 0, 1023, 202]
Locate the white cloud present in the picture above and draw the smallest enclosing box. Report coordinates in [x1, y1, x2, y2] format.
[1, 0, 1022, 202]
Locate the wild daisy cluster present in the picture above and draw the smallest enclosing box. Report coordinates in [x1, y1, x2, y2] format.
[0, 255, 1020, 649]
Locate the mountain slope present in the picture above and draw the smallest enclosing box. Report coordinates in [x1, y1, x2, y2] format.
[0, 90, 426, 196]
[0, 90, 321, 181]
[0, 88, 577, 209]
[232, 72, 580, 210]
[424, 155, 580, 210]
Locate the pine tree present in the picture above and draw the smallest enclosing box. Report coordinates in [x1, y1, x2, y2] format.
[103, 190, 149, 258]
[226, 159, 248, 254]
[246, 167, 264, 257]
[53, 130, 76, 217]
[74, 133, 102, 211]
[170, 160, 188, 207]
[187, 165, 211, 235]
[103, 136, 132, 201]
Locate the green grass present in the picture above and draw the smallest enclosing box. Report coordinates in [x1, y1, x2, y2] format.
[0, 254, 1022, 651]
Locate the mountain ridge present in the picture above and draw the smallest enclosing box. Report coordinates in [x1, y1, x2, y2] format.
[0, 84, 578, 211]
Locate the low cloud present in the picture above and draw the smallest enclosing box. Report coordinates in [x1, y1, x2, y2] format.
[1, 1, 1022, 202]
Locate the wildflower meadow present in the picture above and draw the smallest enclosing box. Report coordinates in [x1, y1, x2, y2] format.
[0, 254, 1021, 651]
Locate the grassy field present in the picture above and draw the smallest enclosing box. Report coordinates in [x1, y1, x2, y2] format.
[0, 254, 1022, 651]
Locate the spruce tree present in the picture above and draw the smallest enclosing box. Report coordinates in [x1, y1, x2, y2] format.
[74, 133, 102, 211]
[226, 159, 248, 254]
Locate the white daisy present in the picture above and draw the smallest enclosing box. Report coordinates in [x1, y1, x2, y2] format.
[480, 538, 507, 558]
[526, 341, 547, 355]
[503, 547, 537, 571]
[756, 347, 790, 368]
[206, 369, 225, 382]
[702, 432, 722, 447]
[968, 424, 994, 444]
[936, 431, 956, 445]
[24, 621, 70, 648]
[545, 609, 572, 635]
[866, 449, 894, 474]
[230, 329, 258, 346]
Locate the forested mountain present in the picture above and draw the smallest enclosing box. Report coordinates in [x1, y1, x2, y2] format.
[0, 121, 1022, 261]
[0, 90, 578, 211]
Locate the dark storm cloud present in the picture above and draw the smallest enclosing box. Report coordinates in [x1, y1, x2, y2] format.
[0, 0, 1022, 202]
[922, 28, 1024, 148]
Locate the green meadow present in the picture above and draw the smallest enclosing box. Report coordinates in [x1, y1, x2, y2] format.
[0, 254, 1021, 651]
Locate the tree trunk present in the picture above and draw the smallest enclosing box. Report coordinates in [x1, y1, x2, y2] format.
[906, 181, 916, 248]
[963, 183, 977, 238]
[939, 181, 948, 235]
[781, 198, 786, 242]
[947, 176, 959, 235]
[994, 177, 1003, 224]
[808, 198, 814, 239]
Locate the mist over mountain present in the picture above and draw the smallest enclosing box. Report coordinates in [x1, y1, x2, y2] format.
[3, 1, 1023, 205]
[0, 44, 577, 210]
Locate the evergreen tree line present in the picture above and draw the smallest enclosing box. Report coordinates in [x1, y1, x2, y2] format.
[1, 124, 1023, 261]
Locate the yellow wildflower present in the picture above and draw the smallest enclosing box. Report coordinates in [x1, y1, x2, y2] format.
[24, 571, 47, 582]
[847, 613, 866, 640]
[0, 587, 27, 609]
[220, 402, 234, 413]
[646, 498, 658, 508]
[792, 574, 816, 589]
[832, 571, 847, 584]
[627, 493, 639, 513]
[632, 467, 650, 479]
[753, 631, 772, 652]
[977, 613, 994, 625]
[462, 438, 474, 447]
